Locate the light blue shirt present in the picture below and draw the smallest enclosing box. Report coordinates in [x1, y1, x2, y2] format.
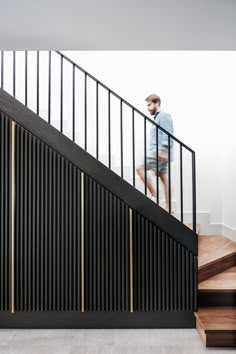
[147, 110, 174, 160]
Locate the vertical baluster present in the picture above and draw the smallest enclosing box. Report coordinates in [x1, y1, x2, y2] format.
[132, 108, 135, 187]
[25, 51, 28, 106]
[84, 73, 87, 151]
[96, 81, 99, 159]
[37, 51, 39, 115]
[1, 51, 4, 88]
[13, 51, 16, 97]
[48, 51, 51, 124]
[156, 125, 159, 204]
[180, 144, 183, 222]
[192, 151, 196, 233]
[144, 118, 147, 195]
[108, 90, 111, 169]
[60, 56, 63, 133]
[72, 64, 75, 142]
[120, 100, 123, 178]
[168, 135, 171, 213]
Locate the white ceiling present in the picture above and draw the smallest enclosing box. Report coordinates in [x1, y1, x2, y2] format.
[0, 0, 236, 50]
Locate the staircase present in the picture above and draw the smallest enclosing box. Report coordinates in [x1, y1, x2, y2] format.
[195, 235, 236, 347]
[2, 50, 235, 346]
[0, 51, 198, 328]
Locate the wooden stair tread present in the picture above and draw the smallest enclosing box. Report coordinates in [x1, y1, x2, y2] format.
[198, 236, 236, 269]
[199, 266, 236, 291]
[195, 307, 236, 332]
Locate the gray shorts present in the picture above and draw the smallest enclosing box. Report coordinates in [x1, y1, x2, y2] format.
[146, 155, 168, 175]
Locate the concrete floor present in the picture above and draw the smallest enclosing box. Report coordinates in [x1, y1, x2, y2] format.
[0, 328, 234, 353]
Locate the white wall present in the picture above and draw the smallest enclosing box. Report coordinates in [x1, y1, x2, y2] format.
[1, 51, 236, 231]
[221, 56, 236, 231]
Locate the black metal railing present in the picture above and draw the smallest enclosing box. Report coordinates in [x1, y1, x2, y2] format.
[0, 51, 196, 233]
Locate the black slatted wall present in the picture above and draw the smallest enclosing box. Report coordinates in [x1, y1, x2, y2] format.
[14, 122, 82, 311]
[0, 111, 197, 313]
[84, 177, 130, 311]
[132, 212, 197, 311]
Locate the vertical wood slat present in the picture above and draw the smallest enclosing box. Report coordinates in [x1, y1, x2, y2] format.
[0, 113, 11, 312]
[81, 171, 84, 312]
[129, 208, 133, 312]
[28, 133, 32, 311]
[10, 120, 16, 313]
[60, 156, 65, 311]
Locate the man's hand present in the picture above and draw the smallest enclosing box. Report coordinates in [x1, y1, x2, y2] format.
[158, 148, 168, 162]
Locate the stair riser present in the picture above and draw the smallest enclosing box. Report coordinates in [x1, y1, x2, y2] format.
[206, 332, 236, 347]
[199, 254, 236, 282]
[198, 292, 236, 307]
[196, 317, 236, 347]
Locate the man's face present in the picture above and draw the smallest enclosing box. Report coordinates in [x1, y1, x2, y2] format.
[147, 101, 159, 115]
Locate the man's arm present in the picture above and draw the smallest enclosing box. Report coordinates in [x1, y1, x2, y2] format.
[160, 113, 174, 147]
[158, 113, 174, 161]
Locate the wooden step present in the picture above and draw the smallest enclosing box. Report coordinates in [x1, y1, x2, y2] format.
[198, 266, 236, 306]
[198, 236, 236, 282]
[195, 307, 236, 347]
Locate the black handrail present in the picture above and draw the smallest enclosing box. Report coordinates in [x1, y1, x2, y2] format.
[0, 50, 197, 233]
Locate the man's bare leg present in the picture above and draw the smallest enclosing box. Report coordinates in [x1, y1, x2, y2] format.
[136, 165, 157, 197]
[159, 172, 169, 210]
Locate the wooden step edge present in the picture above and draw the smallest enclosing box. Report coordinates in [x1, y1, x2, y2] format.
[194, 311, 204, 326]
[195, 311, 236, 333]
[196, 317, 206, 346]
[194, 311, 206, 333]
[195, 311, 236, 347]
[199, 265, 236, 291]
[198, 253, 236, 283]
[198, 251, 236, 271]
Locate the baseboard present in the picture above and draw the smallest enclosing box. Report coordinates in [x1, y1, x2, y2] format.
[198, 223, 222, 236]
[221, 223, 236, 242]
[198, 221, 236, 242]
[0, 311, 196, 329]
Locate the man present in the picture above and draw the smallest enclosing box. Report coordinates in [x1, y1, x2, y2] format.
[136, 94, 174, 211]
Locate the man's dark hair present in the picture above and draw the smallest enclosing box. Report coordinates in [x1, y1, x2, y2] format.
[145, 94, 161, 105]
